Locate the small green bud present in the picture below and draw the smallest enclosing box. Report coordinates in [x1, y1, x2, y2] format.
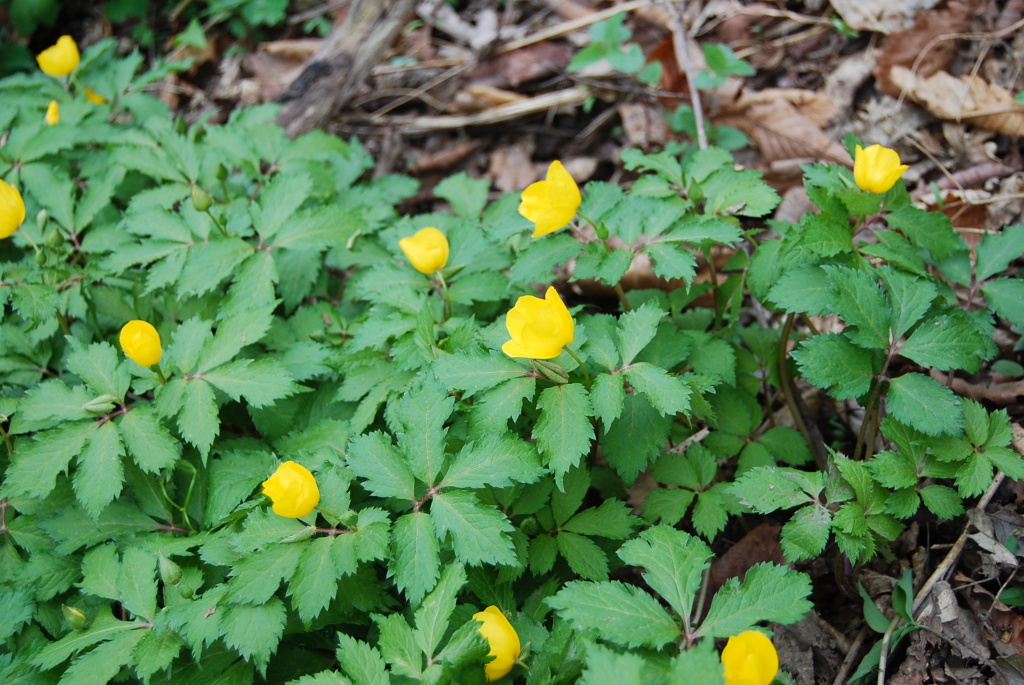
[34, 250, 46, 265]
[177, 583, 194, 599]
[158, 552, 182, 586]
[533, 360, 570, 384]
[36, 209, 48, 232]
[191, 186, 212, 212]
[519, 516, 539, 536]
[46, 229, 63, 247]
[81, 394, 118, 414]
[215, 164, 228, 182]
[62, 605, 89, 630]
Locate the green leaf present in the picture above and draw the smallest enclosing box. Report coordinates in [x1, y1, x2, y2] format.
[470, 376, 536, 432]
[887, 373, 963, 436]
[589, 372, 625, 432]
[252, 172, 313, 242]
[798, 212, 851, 257]
[346, 431, 417, 501]
[434, 172, 490, 220]
[792, 334, 877, 399]
[601, 392, 672, 486]
[900, 313, 985, 372]
[857, 582, 891, 633]
[203, 359, 300, 409]
[664, 216, 742, 244]
[767, 265, 831, 315]
[547, 580, 680, 648]
[204, 448, 278, 527]
[220, 598, 287, 673]
[697, 563, 812, 638]
[617, 525, 712, 620]
[563, 499, 636, 539]
[442, 435, 542, 489]
[12, 380, 93, 431]
[374, 613, 421, 678]
[287, 537, 340, 622]
[701, 168, 780, 217]
[392, 512, 440, 605]
[730, 466, 822, 512]
[823, 266, 891, 349]
[955, 453, 993, 498]
[166, 317, 213, 375]
[533, 384, 594, 483]
[336, 633, 388, 685]
[430, 491, 516, 566]
[756, 426, 814, 466]
[623, 363, 690, 416]
[80, 545, 122, 601]
[578, 643, 647, 685]
[387, 377, 454, 485]
[642, 489, 695, 526]
[177, 379, 219, 456]
[118, 548, 157, 621]
[616, 302, 664, 366]
[780, 505, 832, 561]
[10, 284, 60, 323]
[117, 406, 180, 473]
[557, 531, 609, 580]
[529, 534, 558, 575]
[3, 422, 94, 499]
[414, 563, 466, 659]
[32, 609, 142, 669]
[643, 242, 698, 282]
[60, 629, 146, 685]
[982, 278, 1024, 328]
[0, 587, 34, 642]
[881, 269, 937, 339]
[867, 451, 919, 489]
[976, 224, 1024, 281]
[178, 237, 254, 298]
[886, 207, 963, 261]
[919, 485, 964, 520]
[692, 489, 729, 540]
[131, 628, 184, 680]
[74, 420, 126, 519]
[225, 543, 302, 604]
[433, 351, 529, 398]
[66, 341, 131, 400]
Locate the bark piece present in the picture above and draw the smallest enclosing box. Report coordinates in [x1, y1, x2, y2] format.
[275, 0, 417, 137]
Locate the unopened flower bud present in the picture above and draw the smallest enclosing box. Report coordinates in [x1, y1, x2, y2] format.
[82, 394, 118, 414]
[158, 552, 182, 586]
[46, 229, 63, 247]
[34, 250, 46, 265]
[519, 517, 539, 536]
[191, 186, 212, 212]
[36, 209, 48, 232]
[533, 359, 570, 384]
[177, 583, 194, 599]
[62, 605, 89, 630]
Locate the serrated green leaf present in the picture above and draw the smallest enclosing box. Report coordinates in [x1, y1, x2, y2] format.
[616, 302, 664, 366]
[74, 420, 125, 519]
[205, 448, 278, 527]
[900, 314, 985, 372]
[601, 392, 671, 486]
[10, 284, 60, 322]
[881, 269, 937, 339]
[336, 632, 388, 685]
[955, 453, 993, 498]
[886, 207, 963, 262]
[886, 373, 963, 436]
[387, 377, 454, 485]
[696, 563, 812, 638]
[32, 609, 142, 669]
[3, 421, 92, 497]
[767, 265, 831, 315]
[692, 488, 729, 540]
[642, 488, 695, 526]
[252, 172, 312, 242]
[131, 627, 183, 680]
[179, 238, 254, 298]
[823, 266, 891, 349]
[177, 379, 219, 456]
[623, 363, 690, 416]
[618, 525, 712, 620]
[80, 545, 121, 602]
[470, 376, 536, 432]
[533, 384, 594, 483]
[780, 505, 831, 561]
[578, 643, 647, 685]
[203, 359, 300, 409]
[529, 534, 558, 575]
[346, 431, 416, 501]
[792, 333, 877, 400]
[982, 278, 1024, 328]
[0, 587, 34, 642]
[118, 548, 157, 621]
[756, 426, 814, 466]
[60, 628, 147, 685]
[414, 564, 466, 659]
[434, 172, 489, 220]
[11, 379, 93, 431]
[442, 435, 541, 489]
[799, 212, 852, 257]
[729, 466, 822, 512]
[563, 499, 636, 539]
[919, 484, 964, 519]
[392, 512, 440, 605]
[867, 450, 918, 489]
[66, 341, 131, 400]
[433, 351, 529, 398]
[547, 580, 680, 648]
[225, 543, 302, 605]
[220, 598, 286, 673]
[664, 215, 742, 244]
[374, 613, 421, 678]
[976, 224, 1024, 281]
[589, 372, 625, 432]
[701, 168, 779, 217]
[430, 491, 515, 566]
[555, 531, 607, 580]
[118, 406, 180, 473]
[643, 242, 698, 282]
[166, 318, 213, 375]
[287, 537, 339, 623]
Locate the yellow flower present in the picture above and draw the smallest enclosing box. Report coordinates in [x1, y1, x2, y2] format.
[853, 144, 909, 194]
[502, 286, 574, 359]
[0, 179, 26, 239]
[262, 461, 320, 518]
[85, 88, 107, 104]
[722, 631, 779, 685]
[36, 35, 80, 77]
[119, 320, 162, 367]
[518, 160, 581, 237]
[45, 101, 60, 126]
[399, 227, 449, 274]
[473, 606, 521, 682]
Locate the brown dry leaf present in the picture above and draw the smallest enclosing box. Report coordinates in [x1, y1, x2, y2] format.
[716, 86, 852, 167]
[618, 102, 671, 149]
[708, 523, 786, 596]
[486, 142, 537, 192]
[889, 66, 1024, 137]
[467, 41, 574, 88]
[245, 39, 321, 102]
[873, 1, 973, 98]
[830, 0, 943, 34]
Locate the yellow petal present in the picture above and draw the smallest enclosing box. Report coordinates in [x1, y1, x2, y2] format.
[0, 179, 26, 239]
[473, 606, 520, 681]
[85, 88, 107, 104]
[37, 35, 80, 77]
[262, 461, 319, 518]
[518, 160, 581, 237]
[119, 320, 162, 367]
[722, 631, 779, 685]
[399, 226, 449, 274]
[46, 100, 60, 126]
[853, 143, 908, 194]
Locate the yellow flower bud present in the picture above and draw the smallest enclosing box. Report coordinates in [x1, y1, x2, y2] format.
[518, 160, 581, 237]
[119, 320, 163, 367]
[502, 286, 574, 360]
[45, 100, 60, 126]
[36, 35, 80, 77]
[62, 605, 89, 630]
[722, 631, 779, 685]
[853, 144, 909, 194]
[85, 88, 108, 104]
[473, 606, 520, 682]
[261, 461, 320, 518]
[399, 227, 449, 274]
[0, 179, 26, 239]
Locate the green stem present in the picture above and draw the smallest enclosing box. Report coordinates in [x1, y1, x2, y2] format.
[56, 312, 71, 336]
[435, 270, 451, 320]
[0, 423, 14, 455]
[704, 247, 721, 329]
[155, 367, 168, 385]
[563, 346, 591, 390]
[576, 210, 633, 312]
[203, 207, 229, 238]
[177, 460, 197, 532]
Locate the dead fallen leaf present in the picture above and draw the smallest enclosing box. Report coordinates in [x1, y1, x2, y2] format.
[486, 142, 537, 193]
[830, 0, 943, 34]
[709, 523, 786, 596]
[245, 39, 321, 102]
[618, 102, 671, 149]
[889, 66, 1024, 138]
[467, 41, 574, 88]
[873, 2, 973, 98]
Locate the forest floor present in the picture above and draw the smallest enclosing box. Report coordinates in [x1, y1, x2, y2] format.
[25, 0, 1024, 682]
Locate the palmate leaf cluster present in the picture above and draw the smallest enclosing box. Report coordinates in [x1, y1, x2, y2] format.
[0, 39, 1021, 685]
